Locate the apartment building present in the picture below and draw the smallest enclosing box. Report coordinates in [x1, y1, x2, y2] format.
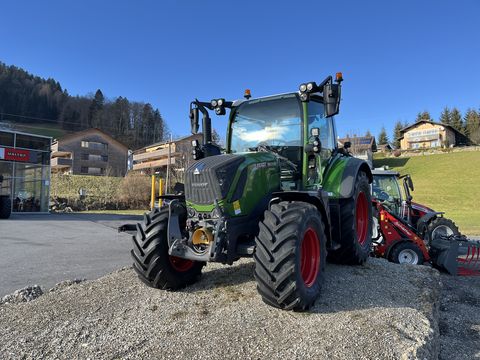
[51, 128, 128, 176]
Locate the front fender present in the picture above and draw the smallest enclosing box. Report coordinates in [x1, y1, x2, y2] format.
[323, 156, 372, 199]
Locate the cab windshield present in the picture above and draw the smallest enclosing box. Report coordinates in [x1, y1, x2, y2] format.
[372, 175, 402, 215]
[230, 94, 302, 153]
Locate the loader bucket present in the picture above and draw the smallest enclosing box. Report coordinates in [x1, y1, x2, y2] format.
[429, 235, 480, 276]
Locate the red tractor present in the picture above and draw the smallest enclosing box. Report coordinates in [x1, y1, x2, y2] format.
[371, 169, 479, 275]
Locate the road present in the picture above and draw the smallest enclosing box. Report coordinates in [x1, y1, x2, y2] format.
[0, 213, 142, 297]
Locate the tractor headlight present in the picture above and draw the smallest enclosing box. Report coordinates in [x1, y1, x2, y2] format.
[211, 99, 218, 107]
[306, 82, 314, 91]
[299, 83, 307, 92]
[187, 207, 196, 217]
[217, 99, 224, 106]
[300, 93, 309, 102]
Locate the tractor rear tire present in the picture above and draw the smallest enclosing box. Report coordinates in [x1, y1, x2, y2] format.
[390, 242, 424, 265]
[426, 217, 460, 244]
[328, 171, 372, 265]
[0, 196, 12, 219]
[131, 207, 204, 290]
[254, 201, 326, 311]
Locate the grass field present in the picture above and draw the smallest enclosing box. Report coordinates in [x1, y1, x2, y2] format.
[1, 122, 67, 139]
[374, 151, 480, 235]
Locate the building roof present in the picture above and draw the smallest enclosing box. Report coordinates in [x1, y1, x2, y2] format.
[338, 136, 377, 152]
[400, 120, 464, 135]
[134, 133, 202, 153]
[53, 128, 128, 150]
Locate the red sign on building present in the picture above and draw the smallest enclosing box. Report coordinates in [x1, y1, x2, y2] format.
[0, 147, 31, 162]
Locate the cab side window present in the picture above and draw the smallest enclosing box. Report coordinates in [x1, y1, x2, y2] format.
[307, 101, 335, 151]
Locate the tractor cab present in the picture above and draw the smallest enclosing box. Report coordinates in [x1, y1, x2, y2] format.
[372, 169, 403, 217]
[372, 169, 435, 229]
[228, 93, 337, 191]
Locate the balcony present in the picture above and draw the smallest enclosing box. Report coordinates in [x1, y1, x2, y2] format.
[51, 157, 73, 169]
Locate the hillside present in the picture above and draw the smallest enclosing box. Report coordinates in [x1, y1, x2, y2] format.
[374, 151, 480, 235]
[0, 62, 166, 148]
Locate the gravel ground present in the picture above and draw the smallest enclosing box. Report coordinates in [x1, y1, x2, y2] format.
[0, 258, 440, 360]
[438, 274, 480, 360]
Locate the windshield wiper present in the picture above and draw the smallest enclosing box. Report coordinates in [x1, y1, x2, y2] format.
[255, 145, 298, 170]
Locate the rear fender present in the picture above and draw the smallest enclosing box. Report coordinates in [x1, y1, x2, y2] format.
[270, 190, 334, 248]
[417, 212, 444, 234]
[323, 156, 372, 199]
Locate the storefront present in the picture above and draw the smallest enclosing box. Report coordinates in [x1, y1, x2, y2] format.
[0, 130, 51, 213]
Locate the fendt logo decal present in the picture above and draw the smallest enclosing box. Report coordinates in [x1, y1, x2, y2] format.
[193, 162, 205, 175]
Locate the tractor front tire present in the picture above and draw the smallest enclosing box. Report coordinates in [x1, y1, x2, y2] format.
[0, 196, 12, 219]
[254, 201, 326, 311]
[390, 242, 424, 265]
[426, 217, 460, 244]
[131, 207, 204, 290]
[328, 171, 372, 265]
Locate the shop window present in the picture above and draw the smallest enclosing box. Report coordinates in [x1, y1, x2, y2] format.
[0, 131, 15, 147]
[12, 163, 49, 212]
[81, 166, 88, 173]
[81, 153, 89, 160]
[15, 134, 51, 151]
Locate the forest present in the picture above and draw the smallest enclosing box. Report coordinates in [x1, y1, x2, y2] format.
[0, 62, 167, 149]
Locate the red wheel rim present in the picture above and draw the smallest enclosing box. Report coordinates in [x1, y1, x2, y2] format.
[300, 227, 320, 287]
[169, 256, 194, 272]
[356, 191, 368, 245]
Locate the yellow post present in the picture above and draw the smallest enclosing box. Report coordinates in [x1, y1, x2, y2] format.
[151, 174, 156, 210]
[158, 178, 164, 208]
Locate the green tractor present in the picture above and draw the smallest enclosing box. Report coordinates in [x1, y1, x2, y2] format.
[130, 73, 373, 310]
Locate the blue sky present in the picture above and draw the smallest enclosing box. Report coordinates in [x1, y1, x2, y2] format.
[1, 0, 479, 142]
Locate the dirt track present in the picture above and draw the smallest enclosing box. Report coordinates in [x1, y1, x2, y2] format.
[0, 258, 442, 359]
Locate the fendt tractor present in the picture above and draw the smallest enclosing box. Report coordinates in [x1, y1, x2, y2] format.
[127, 73, 374, 310]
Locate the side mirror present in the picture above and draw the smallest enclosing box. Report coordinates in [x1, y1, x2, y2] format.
[323, 83, 341, 117]
[344, 141, 351, 150]
[189, 107, 199, 134]
[407, 176, 414, 191]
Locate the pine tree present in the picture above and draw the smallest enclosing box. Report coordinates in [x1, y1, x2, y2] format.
[365, 130, 372, 137]
[415, 111, 432, 122]
[464, 108, 480, 144]
[378, 126, 389, 145]
[450, 107, 463, 133]
[88, 89, 104, 128]
[393, 121, 403, 148]
[439, 107, 451, 125]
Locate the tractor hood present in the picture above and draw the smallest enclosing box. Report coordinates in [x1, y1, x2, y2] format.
[185, 154, 246, 205]
[184, 152, 280, 216]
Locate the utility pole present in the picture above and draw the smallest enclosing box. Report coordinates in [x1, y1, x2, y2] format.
[166, 134, 172, 192]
